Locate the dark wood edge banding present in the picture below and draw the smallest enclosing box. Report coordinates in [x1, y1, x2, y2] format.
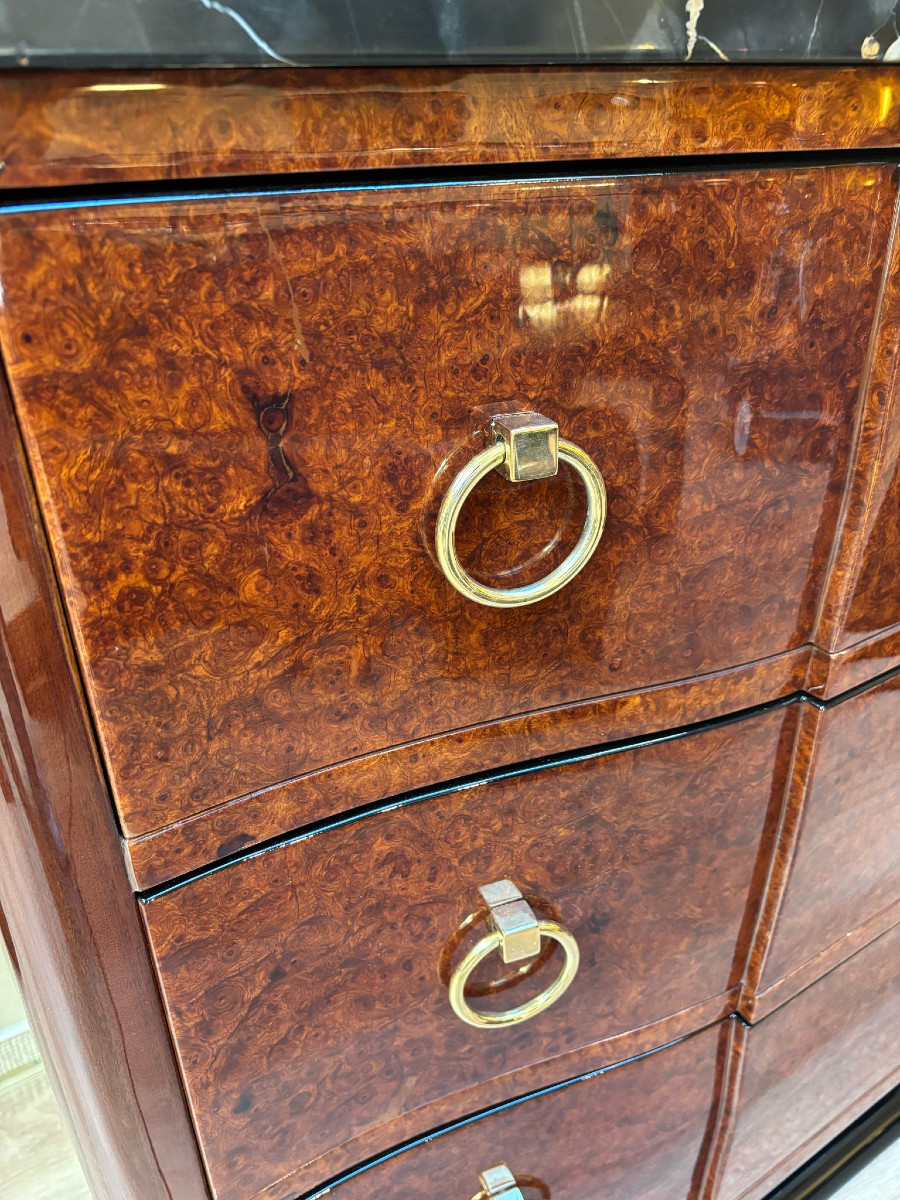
[738, 703, 822, 1020]
[695, 1016, 750, 1200]
[814, 178, 900, 653]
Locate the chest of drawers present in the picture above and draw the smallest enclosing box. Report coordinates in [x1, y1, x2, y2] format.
[0, 63, 899, 1200]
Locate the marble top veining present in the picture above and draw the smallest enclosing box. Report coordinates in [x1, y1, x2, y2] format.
[1, 0, 899, 69]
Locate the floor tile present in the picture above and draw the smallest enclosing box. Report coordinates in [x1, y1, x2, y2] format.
[0, 1066, 90, 1200]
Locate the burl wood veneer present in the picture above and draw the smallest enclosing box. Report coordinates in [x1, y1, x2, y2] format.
[1, 61, 900, 1200]
[2, 66, 900, 190]
[0, 374, 208, 1199]
[0, 164, 892, 842]
[141, 702, 794, 1200]
[128, 649, 811, 890]
[743, 669, 900, 1020]
[812, 179, 900, 681]
[710, 923, 900, 1200]
[304, 1023, 723, 1200]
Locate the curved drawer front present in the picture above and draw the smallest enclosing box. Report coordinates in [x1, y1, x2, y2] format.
[715, 923, 900, 1200]
[309, 1023, 722, 1200]
[755, 670, 900, 1009]
[0, 164, 892, 836]
[142, 703, 791, 1200]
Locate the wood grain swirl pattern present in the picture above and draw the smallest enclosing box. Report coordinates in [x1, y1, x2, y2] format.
[711, 924, 900, 1200]
[0, 62, 899, 1200]
[0, 374, 209, 1199]
[742, 671, 900, 1020]
[0, 166, 891, 839]
[306, 1024, 722, 1200]
[142, 703, 791, 1200]
[2, 66, 900, 190]
[126, 648, 810, 889]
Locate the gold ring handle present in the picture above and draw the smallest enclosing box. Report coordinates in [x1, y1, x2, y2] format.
[435, 411, 607, 608]
[469, 1164, 527, 1200]
[448, 881, 580, 1028]
[470, 1163, 549, 1200]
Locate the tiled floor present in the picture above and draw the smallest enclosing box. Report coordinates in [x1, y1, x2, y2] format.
[0, 1063, 90, 1199]
[827, 1131, 900, 1199]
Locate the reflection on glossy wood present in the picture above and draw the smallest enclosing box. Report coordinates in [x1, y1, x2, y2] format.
[128, 649, 811, 889]
[0, 378, 208, 1199]
[743, 671, 900, 1021]
[815, 186, 900, 657]
[804, 630, 900, 700]
[0, 59, 898, 1200]
[712, 925, 900, 1200]
[313, 1023, 723, 1200]
[1, 166, 890, 840]
[2, 66, 900, 190]
[142, 704, 791, 1200]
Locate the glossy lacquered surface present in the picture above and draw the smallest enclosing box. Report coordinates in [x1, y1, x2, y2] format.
[813, 180, 900, 671]
[127, 650, 811, 889]
[4, 67, 900, 190]
[0, 376, 208, 1198]
[835, 222, 900, 659]
[745, 671, 900, 1019]
[309, 1023, 723, 1200]
[712, 924, 900, 1200]
[141, 702, 791, 1200]
[1, 164, 891, 840]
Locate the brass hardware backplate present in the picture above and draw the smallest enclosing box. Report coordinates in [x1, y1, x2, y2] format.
[490, 412, 559, 482]
[479, 880, 541, 963]
[477, 1163, 525, 1200]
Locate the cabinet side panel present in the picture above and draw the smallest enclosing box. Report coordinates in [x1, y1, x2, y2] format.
[0, 373, 209, 1199]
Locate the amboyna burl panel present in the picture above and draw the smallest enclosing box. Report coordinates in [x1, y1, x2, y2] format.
[0, 165, 892, 836]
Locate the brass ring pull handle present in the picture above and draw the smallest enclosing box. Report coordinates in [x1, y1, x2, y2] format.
[470, 1163, 540, 1200]
[448, 881, 580, 1029]
[435, 412, 607, 608]
[438, 895, 560, 998]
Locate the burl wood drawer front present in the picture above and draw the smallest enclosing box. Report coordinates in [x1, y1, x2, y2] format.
[712, 923, 900, 1200]
[142, 704, 790, 1200]
[308, 1023, 722, 1200]
[751, 670, 900, 1014]
[0, 164, 892, 838]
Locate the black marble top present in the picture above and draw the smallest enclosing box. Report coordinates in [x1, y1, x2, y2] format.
[1, 0, 899, 69]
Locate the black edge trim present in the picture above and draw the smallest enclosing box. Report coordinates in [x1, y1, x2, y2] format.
[138, 657, 900, 901]
[291, 1021, 718, 1200]
[138, 691, 800, 900]
[762, 1084, 900, 1200]
[817, 658, 900, 709]
[0, 148, 898, 212]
